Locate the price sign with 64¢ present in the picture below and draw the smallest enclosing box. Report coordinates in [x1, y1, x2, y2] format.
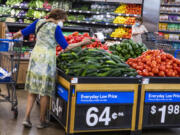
[74, 91, 134, 130]
[143, 92, 180, 127]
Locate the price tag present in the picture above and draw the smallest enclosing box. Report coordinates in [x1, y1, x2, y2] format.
[69, 10, 72, 12]
[142, 78, 149, 84]
[73, 10, 77, 13]
[105, 23, 109, 25]
[79, 10, 82, 13]
[124, 24, 127, 27]
[87, 11, 90, 13]
[86, 21, 89, 24]
[126, 14, 130, 17]
[114, 24, 118, 26]
[71, 78, 78, 84]
[77, 20, 80, 23]
[74, 91, 134, 130]
[29, 7, 32, 9]
[96, 11, 100, 14]
[92, 22, 96, 24]
[36, 8, 38, 10]
[143, 92, 180, 127]
[46, 9, 49, 11]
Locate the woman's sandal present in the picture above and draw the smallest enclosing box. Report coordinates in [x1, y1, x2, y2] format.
[36, 121, 50, 129]
[22, 120, 32, 128]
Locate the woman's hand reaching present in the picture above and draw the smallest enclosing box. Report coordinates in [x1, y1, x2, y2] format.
[82, 37, 92, 46]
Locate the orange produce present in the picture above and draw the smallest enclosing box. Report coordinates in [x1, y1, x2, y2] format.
[126, 50, 180, 77]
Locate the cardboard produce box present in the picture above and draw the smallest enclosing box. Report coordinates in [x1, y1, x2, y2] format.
[0, 22, 6, 39]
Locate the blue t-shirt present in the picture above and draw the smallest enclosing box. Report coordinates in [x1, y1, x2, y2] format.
[21, 20, 68, 49]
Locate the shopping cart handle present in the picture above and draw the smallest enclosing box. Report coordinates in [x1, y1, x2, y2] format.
[174, 50, 180, 58]
[0, 39, 21, 42]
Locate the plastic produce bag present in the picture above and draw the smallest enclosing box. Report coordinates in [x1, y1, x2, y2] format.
[0, 67, 16, 80]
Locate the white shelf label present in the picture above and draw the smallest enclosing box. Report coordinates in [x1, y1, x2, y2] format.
[71, 78, 78, 84]
[142, 78, 149, 84]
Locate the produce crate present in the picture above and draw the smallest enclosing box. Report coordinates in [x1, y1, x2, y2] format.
[138, 77, 180, 135]
[49, 68, 141, 135]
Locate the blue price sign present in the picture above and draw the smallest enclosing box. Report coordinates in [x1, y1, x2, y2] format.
[76, 91, 134, 104]
[143, 91, 180, 127]
[145, 92, 180, 103]
[57, 84, 68, 102]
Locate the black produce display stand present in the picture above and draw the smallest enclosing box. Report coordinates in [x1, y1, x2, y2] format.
[138, 77, 180, 135]
[49, 69, 180, 135]
[49, 68, 142, 135]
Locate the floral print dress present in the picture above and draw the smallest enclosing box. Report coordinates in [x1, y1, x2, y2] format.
[21, 19, 68, 97]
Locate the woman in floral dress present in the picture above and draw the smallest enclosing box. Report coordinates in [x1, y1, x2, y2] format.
[13, 9, 91, 128]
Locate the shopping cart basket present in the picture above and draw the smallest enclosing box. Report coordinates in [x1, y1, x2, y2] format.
[0, 39, 22, 118]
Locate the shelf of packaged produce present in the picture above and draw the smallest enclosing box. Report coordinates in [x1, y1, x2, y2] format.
[161, 3, 180, 7]
[0, 14, 39, 20]
[6, 22, 29, 27]
[157, 39, 180, 43]
[159, 30, 180, 34]
[80, 0, 143, 4]
[105, 37, 130, 41]
[0, 4, 51, 12]
[160, 12, 180, 16]
[68, 10, 141, 17]
[67, 20, 132, 28]
[106, 0, 143, 4]
[6, 22, 90, 32]
[159, 20, 180, 24]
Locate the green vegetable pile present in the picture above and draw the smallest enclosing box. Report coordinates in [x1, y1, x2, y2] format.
[28, 0, 44, 8]
[57, 47, 137, 77]
[26, 9, 46, 18]
[109, 40, 148, 61]
[6, 0, 23, 6]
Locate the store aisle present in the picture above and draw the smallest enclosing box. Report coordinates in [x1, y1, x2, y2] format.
[0, 85, 64, 135]
[0, 84, 180, 135]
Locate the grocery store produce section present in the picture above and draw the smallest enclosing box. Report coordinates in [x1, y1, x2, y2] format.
[159, 0, 180, 49]
[1, 0, 180, 135]
[0, 0, 143, 41]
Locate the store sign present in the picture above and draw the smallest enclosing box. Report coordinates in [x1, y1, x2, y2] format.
[51, 84, 68, 126]
[143, 91, 180, 127]
[74, 91, 134, 130]
[57, 84, 68, 101]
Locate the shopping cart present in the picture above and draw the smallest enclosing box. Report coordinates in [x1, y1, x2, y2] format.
[0, 39, 22, 118]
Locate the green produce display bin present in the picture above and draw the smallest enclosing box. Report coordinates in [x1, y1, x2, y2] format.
[138, 77, 180, 135]
[49, 68, 141, 135]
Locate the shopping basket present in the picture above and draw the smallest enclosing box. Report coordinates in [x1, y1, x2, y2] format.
[0, 39, 22, 118]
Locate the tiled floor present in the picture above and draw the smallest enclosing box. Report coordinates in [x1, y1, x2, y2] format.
[0, 84, 180, 135]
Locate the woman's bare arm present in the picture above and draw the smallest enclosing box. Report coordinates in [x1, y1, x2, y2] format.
[63, 38, 92, 52]
[12, 31, 23, 39]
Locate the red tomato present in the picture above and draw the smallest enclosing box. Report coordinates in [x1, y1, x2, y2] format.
[159, 71, 165, 77]
[72, 32, 79, 36]
[83, 33, 90, 37]
[149, 72, 154, 76]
